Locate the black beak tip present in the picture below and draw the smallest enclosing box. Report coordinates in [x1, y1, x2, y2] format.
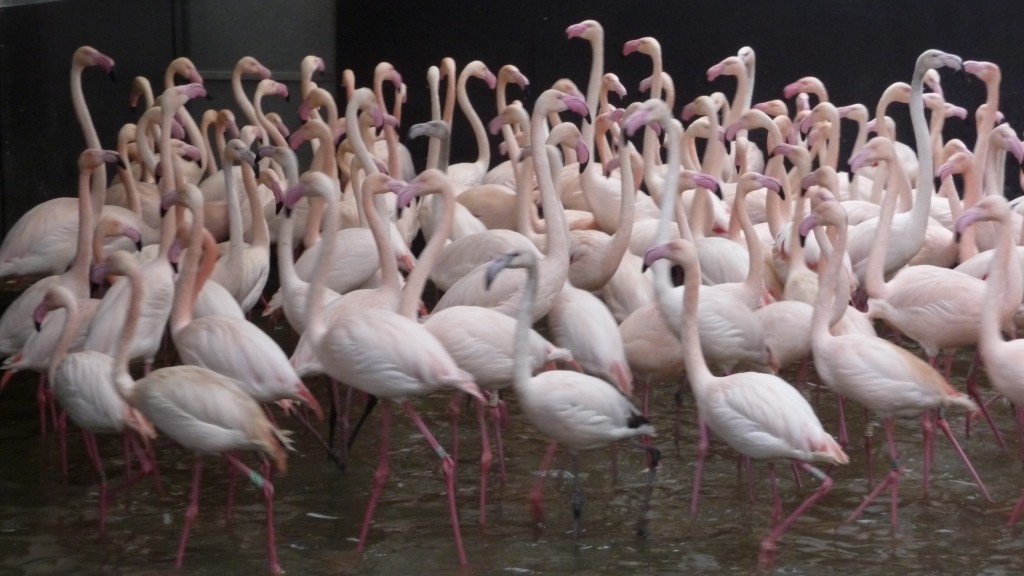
[135, 240, 143, 252]
[954, 231, 962, 244]
[641, 262, 650, 274]
[159, 207, 168, 218]
[284, 94, 291, 103]
[284, 206, 293, 218]
[34, 320, 42, 332]
[108, 69, 116, 82]
[799, 234, 808, 248]
[276, 201, 284, 216]
[578, 160, 589, 174]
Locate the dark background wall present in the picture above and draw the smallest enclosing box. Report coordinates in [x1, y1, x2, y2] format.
[3, 1, 1023, 237]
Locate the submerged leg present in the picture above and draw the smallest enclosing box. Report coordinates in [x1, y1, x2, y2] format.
[846, 418, 901, 532]
[176, 456, 203, 568]
[223, 453, 281, 575]
[759, 463, 834, 568]
[530, 440, 559, 523]
[935, 410, 991, 502]
[357, 402, 391, 553]
[691, 417, 709, 517]
[402, 401, 467, 565]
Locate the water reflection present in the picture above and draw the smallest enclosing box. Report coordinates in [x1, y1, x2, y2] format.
[2, 302, 1024, 575]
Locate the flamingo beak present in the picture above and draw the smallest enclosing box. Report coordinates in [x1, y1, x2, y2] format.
[296, 386, 324, 421]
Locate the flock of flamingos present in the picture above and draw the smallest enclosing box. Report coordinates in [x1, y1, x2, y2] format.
[3, 17, 1024, 573]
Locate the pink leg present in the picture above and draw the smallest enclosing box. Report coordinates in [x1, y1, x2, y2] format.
[447, 391, 462, 467]
[1017, 407, 1024, 464]
[108, 432, 161, 502]
[34, 375, 47, 437]
[122, 434, 132, 478]
[759, 463, 835, 568]
[1009, 489, 1024, 527]
[82, 431, 109, 533]
[488, 396, 507, 487]
[691, 417, 709, 517]
[768, 464, 782, 527]
[836, 395, 848, 448]
[744, 456, 756, 503]
[223, 453, 281, 575]
[847, 418, 901, 532]
[864, 415, 874, 486]
[920, 411, 934, 497]
[942, 349, 955, 380]
[790, 462, 804, 490]
[965, 351, 1007, 449]
[475, 399, 493, 527]
[135, 433, 164, 495]
[358, 402, 391, 552]
[176, 456, 203, 568]
[530, 440, 559, 523]
[934, 412, 992, 501]
[290, 403, 345, 472]
[401, 402, 467, 566]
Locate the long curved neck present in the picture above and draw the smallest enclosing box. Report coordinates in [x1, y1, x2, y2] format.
[811, 216, 847, 342]
[582, 32, 604, 150]
[222, 152, 244, 260]
[71, 59, 107, 216]
[972, 79, 999, 198]
[48, 292, 82, 382]
[306, 188, 338, 342]
[112, 264, 144, 381]
[863, 158, 903, 300]
[457, 70, 490, 173]
[980, 213, 1014, 352]
[529, 101, 570, 320]
[241, 160, 269, 250]
[427, 68, 442, 170]
[67, 167, 96, 288]
[276, 209, 302, 295]
[735, 186, 764, 302]
[512, 262, 539, 390]
[909, 65, 936, 237]
[170, 200, 204, 335]
[302, 120, 341, 247]
[600, 140, 637, 278]
[364, 186, 400, 298]
[654, 121, 686, 295]
[400, 186, 453, 319]
[679, 252, 714, 392]
[254, 89, 288, 149]
[233, 63, 260, 129]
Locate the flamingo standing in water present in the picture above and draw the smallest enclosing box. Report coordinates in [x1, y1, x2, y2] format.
[800, 195, 990, 531]
[291, 170, 482, 565]
[105, 249, 292, 574]
[644, 238, 846, 566]
[486, 248, 659, 542]
[956, 196, 1024, 525]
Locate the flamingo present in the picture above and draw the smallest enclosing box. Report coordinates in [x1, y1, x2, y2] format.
[36, 276, 158, 533]
[485, 248, 659, 541]
[0, 148, 125, 359]
[800, 195, 990, 531]
[105, 250, 292, 574]
[430, 89, 589, 322]
[644, 238, 846, 566]
[292, 170, 482, 565]
[166, 183, 323, 419]
[955, 196, 1024, 525]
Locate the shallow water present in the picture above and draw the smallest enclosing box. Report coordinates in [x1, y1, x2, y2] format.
[2, 292, 1024, 575]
